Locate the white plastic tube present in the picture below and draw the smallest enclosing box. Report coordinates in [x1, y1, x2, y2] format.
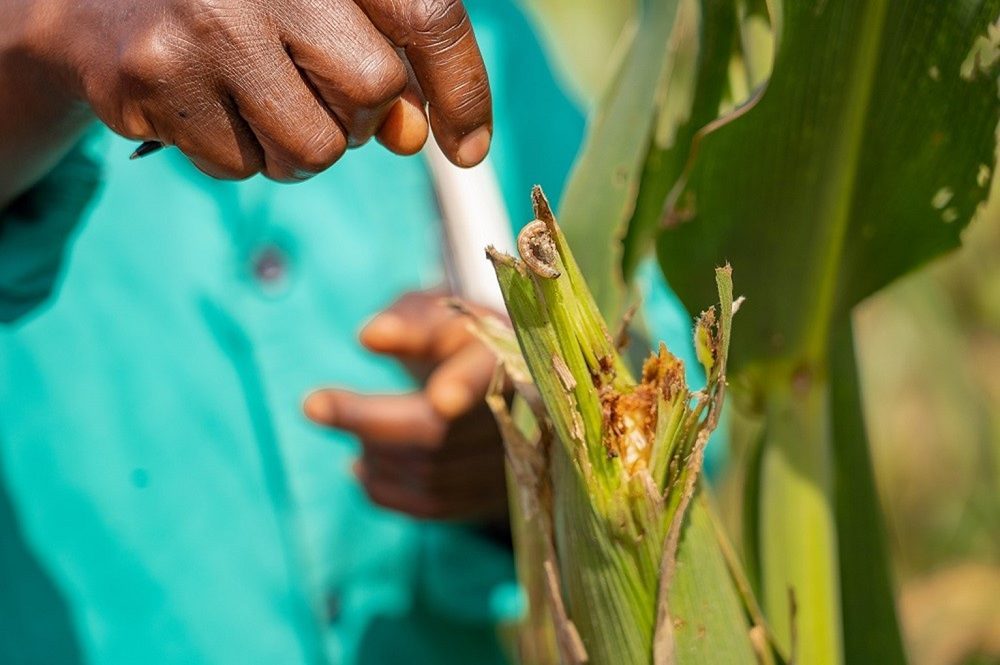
[425, 137, 515, 312]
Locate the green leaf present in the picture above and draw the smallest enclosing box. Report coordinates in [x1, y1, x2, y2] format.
[516, 0, 638, 106]
[754, 362, 844, 665]
[657, 0, 1000, 368]
[646, 2, 999, 664]
[622, 0, 737, 281]
[666, 494, 759, 665]
[558, 0, 685, 322]
[829, 319, 907, 665]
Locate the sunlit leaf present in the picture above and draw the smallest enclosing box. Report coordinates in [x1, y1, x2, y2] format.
[556, 0, 687, 321]
[657, 1, 1000, 368]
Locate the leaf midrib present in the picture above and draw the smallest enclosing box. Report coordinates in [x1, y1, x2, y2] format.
[804, 0, 891, 361]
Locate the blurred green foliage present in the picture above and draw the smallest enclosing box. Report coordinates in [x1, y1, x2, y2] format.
[854, 171, 1000, 665]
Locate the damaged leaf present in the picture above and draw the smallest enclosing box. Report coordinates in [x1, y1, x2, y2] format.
[472, 188, 764, 665]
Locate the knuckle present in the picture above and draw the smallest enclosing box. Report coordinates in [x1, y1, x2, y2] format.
[286, 127, 347, 174]
[397, 291, 422, 305]
[395, 290, 430, 310]
[408, 0, 467, 38]
[193, 2, 256, 47]
[224, 157, 260, 181]
[364, 484, 395, 511]
[410, 458, 436, 485]
[424, 419, 449, 448]
[116, 102, 156, 139]
[411, 498, 448, 520]
[412, 426, 446, 452]
[192, 151, 260, 180]
[350, 52, 408, 109]
[174, 111, 264, 180]
[118, 27, 187, 87]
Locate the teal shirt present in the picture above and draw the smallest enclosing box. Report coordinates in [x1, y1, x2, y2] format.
[0, 3, 703, 664]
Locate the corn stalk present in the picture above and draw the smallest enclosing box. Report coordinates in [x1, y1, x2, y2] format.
[470, 187, 776, 664]
[532, 0, 1000, 662]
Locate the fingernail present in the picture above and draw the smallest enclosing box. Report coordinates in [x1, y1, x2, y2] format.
[429, 381, 474, 420]
[360, 312, 404, 346]
[377, 98, 429, 156]
[456, 126, 491, 167]
[303, 392, 335, 423]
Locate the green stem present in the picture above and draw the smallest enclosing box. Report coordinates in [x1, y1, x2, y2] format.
[758, 361, 844, 665]
[829, 317, 907, 665]
[667, 492, 759, 664]
[553, 444, 661, 665]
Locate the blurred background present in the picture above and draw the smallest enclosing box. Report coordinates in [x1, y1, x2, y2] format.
[851, 166, 1000, 665]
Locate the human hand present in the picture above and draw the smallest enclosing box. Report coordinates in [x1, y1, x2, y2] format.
[304, 290, 509, 521]
[23, 0, 491, 180]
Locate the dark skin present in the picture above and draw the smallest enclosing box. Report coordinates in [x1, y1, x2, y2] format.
[0, 0, 492, 206]
[304, 291, 509, 521]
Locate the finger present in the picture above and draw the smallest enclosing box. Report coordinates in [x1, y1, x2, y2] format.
[225, 47, 347, 182]
[360, 292, 501, 362]
[279, 0, 408, 147]
[359, 292, 470, 360]
[303, 389, 445, 447]
[116, 99, 159, 142]
[104, 84, 265, 180]
[361, 418, 503, 481]
[356, 457, 506, 520]
[172, 97, 266, 180]
[425, 343, 497, 419]
[375, 58, 429, 155]
[360, 451, 484, 494]
[96, 26, 264, 178]
[355, 461, 451, 519]
[376, 90, 429, 156]
[357, 0, 493, 167]
[360, 311, 472, 363]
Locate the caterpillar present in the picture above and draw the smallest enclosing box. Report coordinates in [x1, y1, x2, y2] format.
[517, 219, 560, 279]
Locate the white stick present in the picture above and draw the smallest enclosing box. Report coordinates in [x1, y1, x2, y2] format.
[424, 137, 515, 312]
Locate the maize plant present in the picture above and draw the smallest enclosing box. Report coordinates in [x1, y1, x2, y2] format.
[469, 187, 778, 665]
[529, 0, 999, 663]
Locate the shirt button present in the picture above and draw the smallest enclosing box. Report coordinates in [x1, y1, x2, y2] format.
[249, 245, 291, 294]
[252, 246, 285, 281]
